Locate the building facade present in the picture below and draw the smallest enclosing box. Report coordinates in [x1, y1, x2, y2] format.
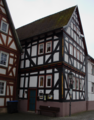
[0, 0, 22, 113]
[17, 6, 88, 116]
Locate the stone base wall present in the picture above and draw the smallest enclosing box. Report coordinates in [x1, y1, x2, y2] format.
[87, 101, 94, 111]
[18, 99, 28, 112]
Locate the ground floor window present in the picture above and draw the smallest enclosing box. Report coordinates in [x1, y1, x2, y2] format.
[0, 80, 6, 96]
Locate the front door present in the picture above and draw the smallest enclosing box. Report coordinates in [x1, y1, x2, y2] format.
[29, 90, 36, 111]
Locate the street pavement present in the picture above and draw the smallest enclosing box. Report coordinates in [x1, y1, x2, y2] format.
[1, 110, 94, 120]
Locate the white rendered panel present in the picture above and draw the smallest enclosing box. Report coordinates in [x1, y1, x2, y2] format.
[73, 91, 75, 100]
[9, 58, 13, 65]
[8, 37, 12, 45]
[54, 73, 59, 88]
[0, 6, 6, 14]
[0, 68, 6, 75]
[31, 45, 37, 56]
[45, 55, 51, 63]
[64, 54, 68, 63]
[25, 77, 28, 88]
[32, 58, 36, 64]
[0, 38, 3, 45]
[25, 59, 30, 68]
[7, 86, 9, 96]
[1, 34, 6, 44]
[21, 53, 24, 59]
[20, 77, 24, 88]
[46, 69, 52, 73]
[53, 90, 59, 100]
[20, 60, 24, 68]
[10, 42, 17, 50]
[19, 90, 23, 98]
[29, 76, 37, 87]
[53, 41, 59, 50]
[24, 89, 27, 98]
[53, 52, 59, 62]
[10, 86, 13, 96]
[0, 98, 4, 106]
[30, 72, 38, 75]
[38, 56, 43, 65]
[46, 90, 51, 94]
[13, 67, 16, 76]
[39, 71, 45, 74]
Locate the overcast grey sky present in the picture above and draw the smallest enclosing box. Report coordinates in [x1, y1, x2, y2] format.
[6, 0, 94, 58]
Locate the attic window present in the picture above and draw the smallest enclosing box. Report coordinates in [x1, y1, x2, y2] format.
[1, 21, 9, 33]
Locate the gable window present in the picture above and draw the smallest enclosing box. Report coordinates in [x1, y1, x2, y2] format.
[46, 75, 52, 87]
[0, 80, 6, 96]
[69, 44, 73, 55]
[39, 76, 44, 88]
[38, 43, 44, 54]
[46, 42, 52, 53]
[1, 21, 9, 33]
[0, 51, 9, 67]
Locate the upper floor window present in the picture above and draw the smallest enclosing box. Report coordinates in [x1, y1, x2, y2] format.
[0, 80, 6, 96]
[38, 43, 44, 55]
[1, 20, 9, 33]
[92, 65, 94, 75]
[0, 51, 9, 67]
[46, 41, 52, 53]
[69, 44, 73, 55]
[39, 76, 44, 88]
[46, 75, 52, 87]
[91, 82, 94, 93]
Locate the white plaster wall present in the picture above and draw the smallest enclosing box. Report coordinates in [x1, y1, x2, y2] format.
[45, 55, 51, 63]
[20, 60, 24, 68]
[31, 45, 37, 56]
[25, 77, 28, 88]
[38, 56, 43, 65]
[0, 98, 4, 106]
[10, 86, 13, 96]
[29, 76, 37, 87]
[0, 68, 6, 75]
[20, 77, 24, 88]
[64, 53, 68, 63]
[53, 52, 59, 62]
[54, 73, 59, 88]
[9, 58, 13, 65]
[46, 69, 52, 73]
[19, 90, 23, 98]
[10, 42, 17, 50]
[53, 41, 59, 50]
[25, 60, 29, 68]
[53, 90, 59, 100]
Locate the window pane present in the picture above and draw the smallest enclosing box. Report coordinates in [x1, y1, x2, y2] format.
[39, 44, 43, 54]
[47, 42, 51, 52]
[2, 22, 7, 32]
[0, 53, 7, 65]
[40, 77, 44, 86]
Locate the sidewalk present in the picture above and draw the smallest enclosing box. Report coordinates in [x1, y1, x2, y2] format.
[0, 110, 94, 120]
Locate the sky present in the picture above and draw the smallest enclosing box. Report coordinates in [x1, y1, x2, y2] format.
[6, 0, 94, 58]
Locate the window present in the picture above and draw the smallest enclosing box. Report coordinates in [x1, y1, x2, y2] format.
[0, 80, 6, 96]
[38, 43, 44, 54]
[46, 42, 52, 53]
[46, 75, 52, 87]
[39, 76, 44, 88]
[91, 83, 94, 93]
[73, 77, 75, 89]
[80, 80, 82, 90]
[0, 51, 9, 67]
[1, 21, 9, 33]
[92, 65, 94, 75]
[74, 48, 76, 58]
[69, 44, 73, 55]
[76, 79, 79, 90]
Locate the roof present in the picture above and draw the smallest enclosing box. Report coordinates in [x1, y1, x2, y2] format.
[16, 6, 76, 40]
[3, 0, 22, 52]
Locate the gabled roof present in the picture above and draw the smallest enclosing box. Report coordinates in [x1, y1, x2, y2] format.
[16, 6, 76, 40]
[3, 0, 22, 52]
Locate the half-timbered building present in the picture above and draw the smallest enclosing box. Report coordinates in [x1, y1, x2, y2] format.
[0, 0, 22, 113]
[17, 5, 88, 116]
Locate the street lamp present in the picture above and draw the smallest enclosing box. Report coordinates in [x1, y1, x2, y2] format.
[68, 72, 74, 116]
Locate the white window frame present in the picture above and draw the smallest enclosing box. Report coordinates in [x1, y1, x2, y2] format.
[46, 75, 52, 88]
[38, 43, 44, 55]
[39, 76, 44, 88]
[1, 20, 9, 34]
[0, 51, 9, 67]
[46, 41, 52, 53]
[0, 80, 6, 96]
